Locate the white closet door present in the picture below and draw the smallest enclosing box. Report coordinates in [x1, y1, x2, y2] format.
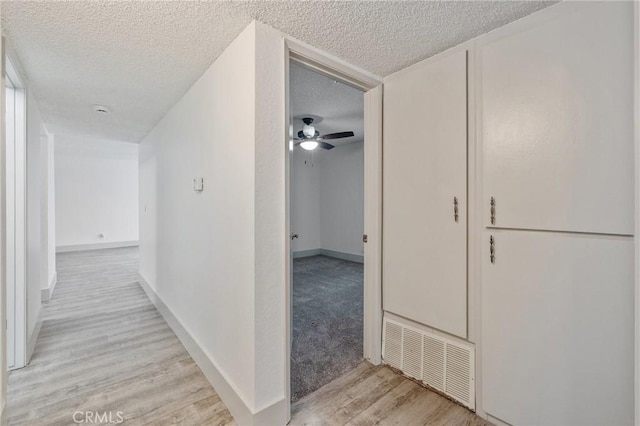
[482, 230, 634, 426]
[481, 2, 634, 235]
[383, 51, 467, 338]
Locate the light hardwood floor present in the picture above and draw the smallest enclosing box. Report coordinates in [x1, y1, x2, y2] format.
[7, 247, 487, 425]
[7, 247, 234, 425]
[292, 361, 489, 426]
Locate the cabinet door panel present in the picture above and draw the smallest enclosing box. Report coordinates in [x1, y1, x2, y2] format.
[482, 230, 634, 425]
[383, 51, 467, 338]
[482, 2, 634, 235]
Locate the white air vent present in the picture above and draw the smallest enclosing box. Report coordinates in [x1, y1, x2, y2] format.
[402, 328, 422, 380]
[423, 335, 445, 391]
[384, 320, 402, 370]
[382, 316, 475, 410]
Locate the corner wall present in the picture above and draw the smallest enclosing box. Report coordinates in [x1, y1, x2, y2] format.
[25, 88, 45, 347]
[44, 133, 56, 299]
[138, 20, 287, 424]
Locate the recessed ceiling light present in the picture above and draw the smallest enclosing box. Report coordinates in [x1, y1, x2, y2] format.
[92, 104, 111, 114]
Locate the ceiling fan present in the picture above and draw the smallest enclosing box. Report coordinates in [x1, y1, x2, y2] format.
[294, 117, 354, 151]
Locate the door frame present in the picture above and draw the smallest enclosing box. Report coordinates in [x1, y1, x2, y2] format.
[4, 56, 27, 371]
[283, 37, 383, 418]
[634, 1, 640, 423]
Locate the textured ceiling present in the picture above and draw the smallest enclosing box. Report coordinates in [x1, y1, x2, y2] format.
[290, 62, 363, 149]
[1, 1, 556, 142]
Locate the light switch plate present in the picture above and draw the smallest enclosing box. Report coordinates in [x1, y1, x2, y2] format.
[193, 178, 204, 192]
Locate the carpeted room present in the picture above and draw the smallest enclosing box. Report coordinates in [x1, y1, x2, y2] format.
[289, 62, 365, 402]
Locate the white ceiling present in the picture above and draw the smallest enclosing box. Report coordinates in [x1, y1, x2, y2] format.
[290, 62, 363, 149]
[1, 1, 556, 143]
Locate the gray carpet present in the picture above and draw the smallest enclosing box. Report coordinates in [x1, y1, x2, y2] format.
[291, 255, 363, 402]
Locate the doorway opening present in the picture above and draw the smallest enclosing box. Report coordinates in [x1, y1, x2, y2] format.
[288, 61, 366, 402]
[5, 57, 27, 371]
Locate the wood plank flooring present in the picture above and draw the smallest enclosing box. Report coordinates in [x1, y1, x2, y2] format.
[7, 247, 234, 426]
[7, 247, 488, 426]
[292, 362, 489, 426]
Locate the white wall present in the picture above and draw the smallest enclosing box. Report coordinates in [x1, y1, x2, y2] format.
[46, 134, 55, 290]
[55, 136, 138, 249]
[290, 151, 320, 251]
[319, 142, 364, 256]
[139, 21, 286, 424]
[291, 141, 364, 257]
[25, 89, 45, 344]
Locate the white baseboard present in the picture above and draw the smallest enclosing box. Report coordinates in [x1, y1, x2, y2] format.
[293, 248, 364, 263]
[41, 272, 58, 302]
[56, 241, 139, 253]
[292, 248, 321, 259]
[486, 413, 513, 426]
[26, 309, 43, 365]
[137, 273, 287, 425]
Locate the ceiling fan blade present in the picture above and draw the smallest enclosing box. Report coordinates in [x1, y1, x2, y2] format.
[297, 130, 305, 139]
[319, 142, 335, 150]
[319, 131, 354, 140]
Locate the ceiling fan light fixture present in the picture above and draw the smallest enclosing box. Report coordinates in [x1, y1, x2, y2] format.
[300, 140, 319, 151]
[302, 124, 315, 138]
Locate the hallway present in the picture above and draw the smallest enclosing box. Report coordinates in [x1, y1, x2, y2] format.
[6, 248, 234, 425]
[5, 247, 489, 425]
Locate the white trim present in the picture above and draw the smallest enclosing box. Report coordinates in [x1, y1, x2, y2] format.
[285, 37, 381, 91]
[137, 273, 285, 426]
[634, 1, 640, 424]
[56, 241, 138, 253]
[283, 45, 292, 424]
[41, 271, 57, 302]
[292, 248, 321, 259]
[0, 35, 7, 417]
[14, 80, 26, 371]
[293, 248, 364, 264]
[486, 414, 512, 426]
[363, 84, 383, 365]
[470, 38, 486, 419]
[3, 54, 28, 372]
[283, 37, 384, 414]
[25, 308, 42, 365]
[316, 249, 364, 264]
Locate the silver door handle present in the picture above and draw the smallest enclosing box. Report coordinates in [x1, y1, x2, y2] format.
[453, 197, 459, 222]
[490, 197, 496, 225]
[490, 235, 495, 264]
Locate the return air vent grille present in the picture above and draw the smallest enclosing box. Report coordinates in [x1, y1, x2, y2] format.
[382, 317, 475, 410]
[402, 328, 422, 380]
[446, 344, 471, 404]
[423, 335, 445, 391]
[384, 321, 403, 370]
